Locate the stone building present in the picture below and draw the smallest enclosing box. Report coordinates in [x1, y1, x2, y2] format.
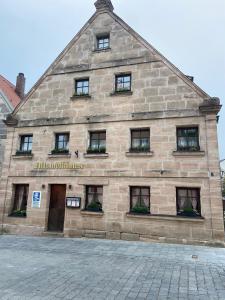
[0, 0, 224, 245]
[0, 74, 23, 175]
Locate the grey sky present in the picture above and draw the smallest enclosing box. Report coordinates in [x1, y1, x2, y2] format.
[0, 0, 224, 158]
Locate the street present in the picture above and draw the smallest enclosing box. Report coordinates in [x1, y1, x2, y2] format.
[0, 236, 225, 299]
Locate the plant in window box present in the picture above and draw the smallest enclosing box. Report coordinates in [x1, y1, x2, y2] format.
[87, 147, 106, 154]
[130, 145, 149, 153]
[11, 210, 27, 217]
[179, 207, 199, 217]
[116, 88, 130, 93]
[131, 204, 149, 214]
[86, 193, 102, 212]
[179, 146, 200, 152]
[16, 150, 32, 156]
[73, 92, 89, 97]
[51, 149, 69, 155]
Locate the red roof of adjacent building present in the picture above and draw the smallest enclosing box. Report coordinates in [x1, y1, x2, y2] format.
[0, 75, 21, 108]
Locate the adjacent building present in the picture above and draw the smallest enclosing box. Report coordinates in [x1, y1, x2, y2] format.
[0, 0, 224, 245]
[0, 74, 24, 175]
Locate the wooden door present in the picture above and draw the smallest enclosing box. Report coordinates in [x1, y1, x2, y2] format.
[48, 185, 66, 232]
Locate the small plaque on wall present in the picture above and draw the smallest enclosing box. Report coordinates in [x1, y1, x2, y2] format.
[32, 191, 41, 208]
[66, 197, 81, 208]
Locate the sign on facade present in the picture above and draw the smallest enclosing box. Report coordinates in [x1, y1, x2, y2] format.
[66, 197, 81, 208]
[32, 191, 41, 208]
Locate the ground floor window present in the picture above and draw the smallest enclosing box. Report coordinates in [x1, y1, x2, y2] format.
[130, 186, 150, 214]
[176, 188, 201, 217]
[85, 186, 103, 212]
[11, 184, 29, 217]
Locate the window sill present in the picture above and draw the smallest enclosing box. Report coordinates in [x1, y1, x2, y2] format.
[126, 151, 154, 157]
[81, 210, 104, 217]
[93, 47, 111, 53]
[110, 91, 133, 97]
[70, 95, 91, 100]
[84, 153, 109, 159]
[173, 151, 205, 157]
[12, 154, 33, 159]
[48, 153, 71, 158]
[126, 213, 204, 222]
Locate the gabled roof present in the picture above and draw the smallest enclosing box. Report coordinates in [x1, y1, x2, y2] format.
[0, 75, 21, 108]
[14, 2, 211, 114]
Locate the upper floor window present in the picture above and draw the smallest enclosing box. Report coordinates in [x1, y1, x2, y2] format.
[115, 74, 131, 93]
[11, 184, 29, 217]
[87, 131, 106, 154]
[97, 35, 110, 50]
[52, 133, 69, 154]
[177, 127, 199, 151]
[176, 188, 201, 217]
[130, 187, 150, 214]
[19, 135, 33, 153]
[75, 79, 89, 96]
[130, 129, 150, 152]
[85, 185, 103, 212]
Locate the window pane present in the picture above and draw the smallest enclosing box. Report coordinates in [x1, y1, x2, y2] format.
[12, 184, 29, 214]
[177, 188, 200, 216]
[132, 131, 141, 139]
[141, 188, 149, 196]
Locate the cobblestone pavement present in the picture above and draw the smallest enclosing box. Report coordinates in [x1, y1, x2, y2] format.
[0, 236, 225, 300]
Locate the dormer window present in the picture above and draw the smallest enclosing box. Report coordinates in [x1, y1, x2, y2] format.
[97, 35, 110, 50]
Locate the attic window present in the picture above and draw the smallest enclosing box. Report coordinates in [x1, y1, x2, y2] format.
[97, 35, 110, 50]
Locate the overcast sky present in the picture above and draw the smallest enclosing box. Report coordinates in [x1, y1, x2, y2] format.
[0, 0, 224, 158]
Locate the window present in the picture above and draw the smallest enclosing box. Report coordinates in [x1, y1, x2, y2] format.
[75, 79, 89, 96]
[52, 133, 69, 154]
[85, 186, 103, 212]
[130, 187, 150, 214]
[19, 135, 33, 153]
[130, 129, 150, 152]
[176, 188, 201, 217]
[115, 74, 131, 92]
[11, 184, 29, 217]
[97, 35, 110, 50]
[177, 127, 200, 151]
[87, 131, 106, 154]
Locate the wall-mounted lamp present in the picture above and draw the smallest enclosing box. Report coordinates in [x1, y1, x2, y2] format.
[68, 184, 72, 190]
[42, 184, 46, 189]
[75, 150, 79, 158]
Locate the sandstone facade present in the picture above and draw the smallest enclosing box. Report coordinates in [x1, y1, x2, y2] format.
[0, 0, 223, 245]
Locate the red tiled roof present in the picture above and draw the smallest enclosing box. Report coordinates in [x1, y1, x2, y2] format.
[0, 75, 21, 108]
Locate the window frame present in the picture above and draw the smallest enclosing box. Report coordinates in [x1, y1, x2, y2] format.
[115, 73, 132, 93]
[96, 34, 110, 50]
[130, 186, 150, 214]
[52, 133, 70, 154]
[176, 126, 200, 152]
[75, 78, 89, 96]
[87, 131, 106, 154]
[19, 135, 33, 153]
[176, 187, 201, 217]
[85, 185, 103, 212]
[10, 184, 29, 217]
[130, 128, 150, 152]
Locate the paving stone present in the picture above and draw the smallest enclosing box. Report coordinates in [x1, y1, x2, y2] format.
[0, 236, 224, 299]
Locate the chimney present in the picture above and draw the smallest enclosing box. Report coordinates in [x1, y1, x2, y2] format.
[95, 0, 114, 12]
[15, 73, 25, 100]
